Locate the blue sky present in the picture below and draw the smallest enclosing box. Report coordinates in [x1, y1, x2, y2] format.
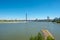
[0, 0, 60, 20]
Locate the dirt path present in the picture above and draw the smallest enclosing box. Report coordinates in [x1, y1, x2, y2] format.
[42, 29, 54, 40]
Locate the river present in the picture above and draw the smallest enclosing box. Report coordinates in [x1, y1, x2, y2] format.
[0, 22, 60, 40]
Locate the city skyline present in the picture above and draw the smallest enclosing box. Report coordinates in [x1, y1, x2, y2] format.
[0, 0, 60, 20]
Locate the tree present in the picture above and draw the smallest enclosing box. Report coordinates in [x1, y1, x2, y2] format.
[47, 36, 54, 40]
[37, 32, 43, 40]
[29, 32, 44, 40]
[30, 36, 34, 40]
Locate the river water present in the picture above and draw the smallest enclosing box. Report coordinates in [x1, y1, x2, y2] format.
[0, 22, 60, 40]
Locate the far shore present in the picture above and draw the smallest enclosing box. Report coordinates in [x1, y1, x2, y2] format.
[0, 21, 26, 23]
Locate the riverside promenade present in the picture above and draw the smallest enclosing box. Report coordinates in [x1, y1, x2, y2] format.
[42, 30, 54, 40]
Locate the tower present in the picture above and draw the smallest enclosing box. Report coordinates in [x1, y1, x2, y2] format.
[26, 13, 27, 21]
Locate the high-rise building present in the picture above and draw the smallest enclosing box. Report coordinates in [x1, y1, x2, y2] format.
[47, 16, 50, 21]
[47, 16, 49, 20]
